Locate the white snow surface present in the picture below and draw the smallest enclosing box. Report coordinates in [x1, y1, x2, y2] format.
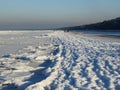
[0, 30, 120, 90]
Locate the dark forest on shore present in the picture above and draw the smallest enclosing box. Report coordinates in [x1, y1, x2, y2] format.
[60, 17, 120, 31]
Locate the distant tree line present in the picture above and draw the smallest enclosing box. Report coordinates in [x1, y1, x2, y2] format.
[60, 17, 120, 31]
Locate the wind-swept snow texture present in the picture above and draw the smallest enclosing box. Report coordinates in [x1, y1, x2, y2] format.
[0, 31, 120, 90]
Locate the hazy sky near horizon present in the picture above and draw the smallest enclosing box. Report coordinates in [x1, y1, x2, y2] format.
[0, 0, 120, 29]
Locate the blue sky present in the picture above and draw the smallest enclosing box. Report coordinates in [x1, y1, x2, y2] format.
[0, 0, 120, 29]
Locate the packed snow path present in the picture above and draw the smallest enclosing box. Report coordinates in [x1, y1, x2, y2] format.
[51, 31, 120, 90]
[0, 31, 120, 90]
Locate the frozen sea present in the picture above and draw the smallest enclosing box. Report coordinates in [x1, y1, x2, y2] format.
[0, 30, 120, 90]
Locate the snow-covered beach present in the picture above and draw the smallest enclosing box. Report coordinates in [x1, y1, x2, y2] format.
[0, 30, 120, 90]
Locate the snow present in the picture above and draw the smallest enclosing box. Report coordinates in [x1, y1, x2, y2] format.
[0, 30, 120, 90]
